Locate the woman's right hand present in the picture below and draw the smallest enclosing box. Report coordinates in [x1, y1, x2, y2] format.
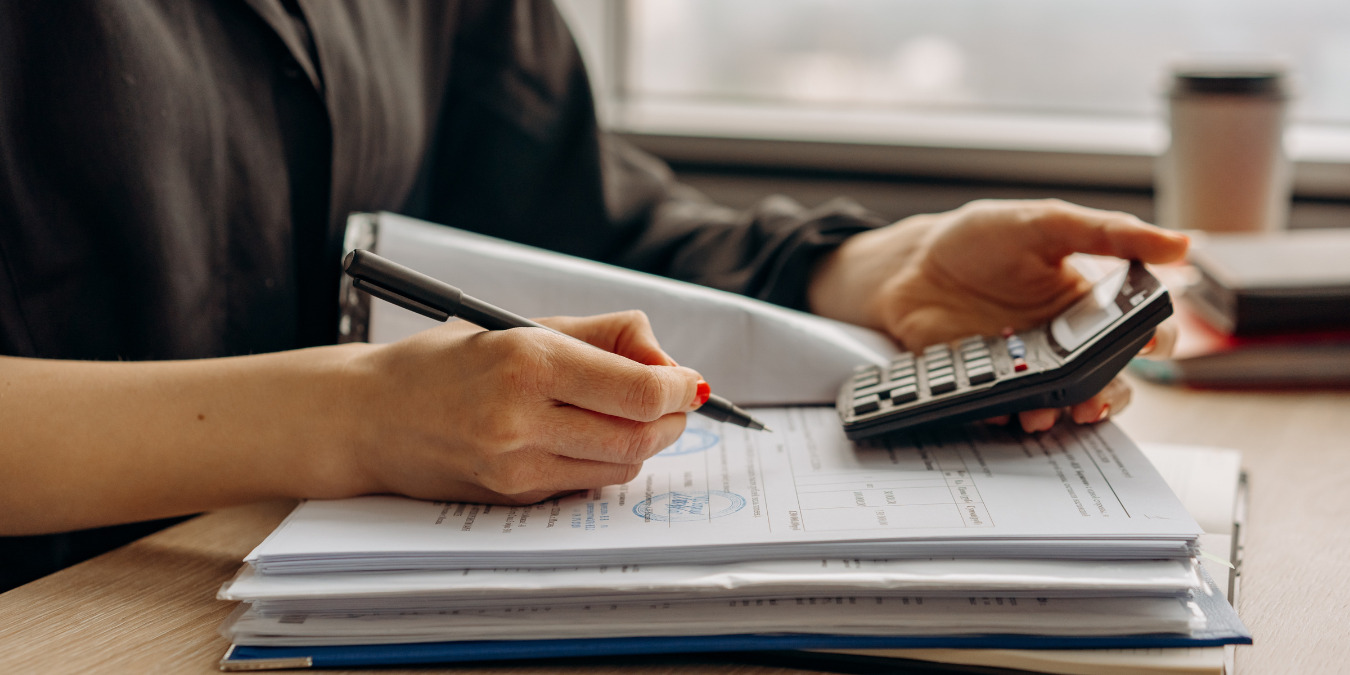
[0, 310, 701, 535]
[337, 310, 705, 505]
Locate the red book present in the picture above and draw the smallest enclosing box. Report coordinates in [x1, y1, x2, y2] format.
[1129, 298, 1350, 388]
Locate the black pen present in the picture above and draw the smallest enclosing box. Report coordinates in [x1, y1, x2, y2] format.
[343, 249, 770, 432]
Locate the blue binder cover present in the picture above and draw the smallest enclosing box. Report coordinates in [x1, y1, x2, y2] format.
[219, 578, 1250, 671]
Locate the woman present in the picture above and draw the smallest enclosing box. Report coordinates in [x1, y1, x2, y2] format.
[0, 0, 1186, 589]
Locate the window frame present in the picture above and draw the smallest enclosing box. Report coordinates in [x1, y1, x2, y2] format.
[559, 0, 1350, 199]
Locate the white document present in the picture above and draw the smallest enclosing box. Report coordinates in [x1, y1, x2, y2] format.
[223, 593, 1204, 646]
[245, 409, 1201, 573]
[1138, 443, 1242, 540]
[220, 557, 1200, 614]
[1140, 442, 1244, 603]
[345, 212, 896, 405]
[819, 443, 1245, 675]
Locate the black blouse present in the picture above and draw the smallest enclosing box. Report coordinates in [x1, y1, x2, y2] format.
[0, 0, 885, 590]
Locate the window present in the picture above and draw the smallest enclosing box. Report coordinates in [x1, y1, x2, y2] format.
[559, 0, 1350, 196]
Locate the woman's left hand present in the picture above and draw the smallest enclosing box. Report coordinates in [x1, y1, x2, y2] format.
[808, 199, 1189, 431]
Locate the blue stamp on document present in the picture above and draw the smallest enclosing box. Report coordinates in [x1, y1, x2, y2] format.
[657, 428, 719, 457]
[633, 490, 746, 522]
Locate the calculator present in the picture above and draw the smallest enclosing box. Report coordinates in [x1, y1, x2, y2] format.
[837, 261, 1171, 439]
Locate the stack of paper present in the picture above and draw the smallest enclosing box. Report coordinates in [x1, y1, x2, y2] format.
[224, 594, 1209, 646]
[223, 557, 1201, 614]
[218, 410, 1249, 668]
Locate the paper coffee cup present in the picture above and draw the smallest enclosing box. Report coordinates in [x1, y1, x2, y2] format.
[1155, 62, 1291, 233]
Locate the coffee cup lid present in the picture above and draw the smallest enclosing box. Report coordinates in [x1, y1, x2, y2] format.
[1170, 61, 1288, 97]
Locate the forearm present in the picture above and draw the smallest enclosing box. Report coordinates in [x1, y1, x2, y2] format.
[0, 345, 373, 535]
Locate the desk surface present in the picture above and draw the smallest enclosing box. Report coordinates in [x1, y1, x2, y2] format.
[2, 376, 1348, 674]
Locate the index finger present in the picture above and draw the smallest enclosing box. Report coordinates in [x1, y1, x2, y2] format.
[536, 329, 703, 422]
[540, 311, 678, 367]
[1033, 201, 1190, 264]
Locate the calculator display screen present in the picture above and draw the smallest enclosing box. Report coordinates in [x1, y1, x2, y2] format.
[1047, 265, 1131, 357]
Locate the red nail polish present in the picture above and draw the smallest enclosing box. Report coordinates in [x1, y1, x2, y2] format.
[694, 380, 711, 407]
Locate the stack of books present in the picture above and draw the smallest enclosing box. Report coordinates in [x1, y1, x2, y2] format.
[1131, 229, 1350, 388]
[216, 215, 1250, 672]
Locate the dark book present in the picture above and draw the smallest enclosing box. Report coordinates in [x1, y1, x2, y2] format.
[1186, 229, 1350, 336]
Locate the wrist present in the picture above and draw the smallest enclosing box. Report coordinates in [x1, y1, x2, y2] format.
[806, 215, 936, 342]
[270, 342, 385, 501]
[806, 242, 850, 319]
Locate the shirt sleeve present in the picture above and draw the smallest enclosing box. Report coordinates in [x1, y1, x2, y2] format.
[414, 0, 889, 312]
[596, 135, 889, 311]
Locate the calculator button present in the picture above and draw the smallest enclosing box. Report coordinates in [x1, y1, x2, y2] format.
[853, 374, 880, 389]
[890, 375, 917, 388]
[1013, 358, 1029, 372]
[967, 368, 996, 385]
[963, 356, 993, 371]
[926, 365, 954, 379]
[889, 386, 919, 404]
[928, 376, 957, 395]
[853, 394, 881, 415]
[854, 382, 894, 399]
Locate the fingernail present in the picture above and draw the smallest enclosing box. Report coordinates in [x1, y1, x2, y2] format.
[1139, 336, 1158, 355]
[1039, 412, 1060, 432]
[1022, 409, 1055, 433]
[1094, 404, 1111, 423]
[694, 380, 711, 407]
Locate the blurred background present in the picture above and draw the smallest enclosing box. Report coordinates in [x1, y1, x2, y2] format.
[623, 0, 1350, 123]
[558, 0, 1350, 226]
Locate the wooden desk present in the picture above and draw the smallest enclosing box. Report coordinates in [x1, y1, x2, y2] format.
[2, 377, 1348, 674]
